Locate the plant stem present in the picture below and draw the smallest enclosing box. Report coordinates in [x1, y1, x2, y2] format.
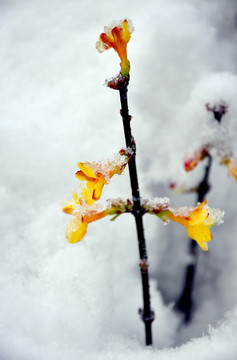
[118, 80, 154, 346]
[176, 102, 227, 322]
[175, 155, 212, 322]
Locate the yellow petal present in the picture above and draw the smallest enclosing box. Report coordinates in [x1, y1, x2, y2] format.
[66, 217, 88, 243]
[121, 19, 131, 43]
[83, 209, 107, 224]
[77, 163, 96, 179]
[187, 224, 212, 250]
[72, 192, 80, 205]
[197, 241, 208, 251]
[93, 181, 105, 201]
[82, 185, 95, 205]
[63, 202, 74, 214]
[169, 212, 190, 227]
[75, 170, 95, 182]
[189, 200, 208, 225]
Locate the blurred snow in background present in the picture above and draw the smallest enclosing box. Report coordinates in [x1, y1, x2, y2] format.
[1, 0, 237, 358]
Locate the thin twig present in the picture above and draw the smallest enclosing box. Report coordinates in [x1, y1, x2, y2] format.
[175, 155, 212, 322]
[175, 102, 227, 323]
[118, 80, 154, 346]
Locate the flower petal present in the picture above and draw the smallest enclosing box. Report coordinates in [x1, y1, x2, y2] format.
[189, 200, 208, 225]
[187, 225, 212, 251]
[82, 185, 95, 205]
[83, 209, 107, 224]
[121, 20, 131, 43]
[72, 192, 80, 205]
[66, 217, 88, 243]
[111, 26, 122, 42]
[75, 170, 95, 182]
[62, 202, 74, 215]
[77, 162, 96, 179]
[93, 181, 105, 201]
[168, 212, 190, 227]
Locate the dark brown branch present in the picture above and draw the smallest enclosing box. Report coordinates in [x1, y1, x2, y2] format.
[118, 80, 154, 346]
[176, 102, 227, 323]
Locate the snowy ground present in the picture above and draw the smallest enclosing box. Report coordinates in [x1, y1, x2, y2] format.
[1, 0, 237, 359]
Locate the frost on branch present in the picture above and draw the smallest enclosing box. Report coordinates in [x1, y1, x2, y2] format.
[63, 192, 224, 250]
[106, 197, 224, 251]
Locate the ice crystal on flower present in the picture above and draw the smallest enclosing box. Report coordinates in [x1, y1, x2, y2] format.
[75, 151, 129, 205]
[205, 206, 224, 226]
[143, 197, 171, 213]
[168, 201, 224, 251]
[96, 19, 134, 76]
[63, 194, 107, 243]
[81, 152, 128, 183]
[96, 19, 134, 54]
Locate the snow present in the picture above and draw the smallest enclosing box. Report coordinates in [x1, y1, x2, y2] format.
[1, 0, 237, 359]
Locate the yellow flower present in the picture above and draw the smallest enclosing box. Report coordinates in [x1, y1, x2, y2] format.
[63, 192, 107, 243]
[168, 200, 221, 251]
[75, 163, 107, 205]
[75, 152, 129, 205]
[96, 19, 134, 77]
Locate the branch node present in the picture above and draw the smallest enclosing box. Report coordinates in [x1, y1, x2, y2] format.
[139, 259, 149, 274]
[138, 308, 155, 323]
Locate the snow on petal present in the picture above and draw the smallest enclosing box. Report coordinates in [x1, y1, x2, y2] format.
[96, 19, 134, 76]
[168, 200, 224, 251]
[63, 195, 108, 243]
[75, 151, 129, 204]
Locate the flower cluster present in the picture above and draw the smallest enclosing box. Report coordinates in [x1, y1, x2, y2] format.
[96, 19, 134, 77]
[63, 21, 225, 250]
[63, 151, 130, 243]
[63, 165, 224, 249]
[103, 197, 224, 251]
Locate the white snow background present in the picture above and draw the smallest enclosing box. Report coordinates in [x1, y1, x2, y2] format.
[1, 0, 237, 359]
